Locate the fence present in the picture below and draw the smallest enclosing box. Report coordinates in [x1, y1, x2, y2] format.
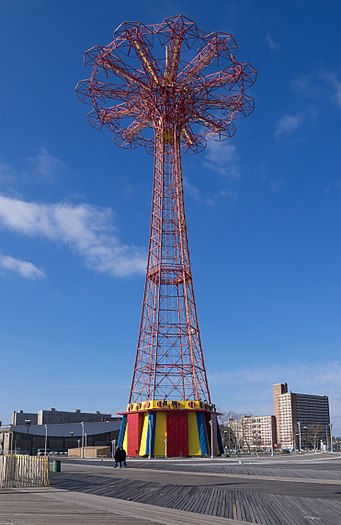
[0, 455, 49, 488]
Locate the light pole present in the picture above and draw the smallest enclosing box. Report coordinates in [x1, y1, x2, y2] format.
[164, 437, 168, 459]
[297, 422, 302, 453]
[270, 418, 274, 456]
[44, 424, 48, 456]
[80, 422, 85, 459]
[223, 430, 228, 456]
[25, 419, 31, 455]
[329, 423, 333, 452]
[148, 419, 152, 459]
[209, 420, 214, 459]
[111, 439, 116, 459]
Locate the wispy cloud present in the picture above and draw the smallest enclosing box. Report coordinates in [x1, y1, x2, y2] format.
[204, 141, 240, 178]
[183, 177, 200, 201]
[324, 72, 341, 108]
[274, 112, 305, 138]
[205, 189, 237, 206]
[0, 147, 65, 190]
[292, 71, 341, 109]
[210, 361, 341, 389]
[0, 253, 46, 280]
[183, 176, 237, 206]
[27, 147, 65, 181]
[0, 161, 16, 185]
[265, 32, 280, 50]
[0, 195, 146, 278]
[270, 179, 286, 191]
[210, 361, 341, 430]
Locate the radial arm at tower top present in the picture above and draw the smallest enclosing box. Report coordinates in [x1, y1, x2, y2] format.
[76, 15, 256, 154]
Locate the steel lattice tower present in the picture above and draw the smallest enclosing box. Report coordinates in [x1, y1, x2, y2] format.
[77, 15, 256, 457]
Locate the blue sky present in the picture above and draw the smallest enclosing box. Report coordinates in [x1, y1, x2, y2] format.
[1, 0, 341, 435]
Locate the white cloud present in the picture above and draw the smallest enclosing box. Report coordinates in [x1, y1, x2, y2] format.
[0, 195, 146, 278]
[204, 141, 240, 178]
[265, 32, 280, 50]
[0, 254, 46, 280]
[274, 112, 305, 138]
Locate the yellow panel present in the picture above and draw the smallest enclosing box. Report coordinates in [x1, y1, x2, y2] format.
[123, 420, 128, 451]
[138, 413, 149, 456]
[188, 412, 201, 456]
[153, 412, 167, 457]
[126, 399, 210, 412]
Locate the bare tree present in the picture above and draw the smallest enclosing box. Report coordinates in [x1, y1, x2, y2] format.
[307, 424, 323, 451]
[218, 411, 253, 453]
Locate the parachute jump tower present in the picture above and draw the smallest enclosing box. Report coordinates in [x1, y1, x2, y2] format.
[77, 15, 256, 457]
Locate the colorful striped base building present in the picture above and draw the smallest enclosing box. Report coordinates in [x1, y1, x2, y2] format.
[118, 400, 223, 457]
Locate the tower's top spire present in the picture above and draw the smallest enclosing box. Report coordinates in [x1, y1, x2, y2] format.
[76, 15, 256, 153]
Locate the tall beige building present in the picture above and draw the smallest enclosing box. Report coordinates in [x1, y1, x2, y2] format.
[273, 383, 288, 445]
[273, 383, 330, 450]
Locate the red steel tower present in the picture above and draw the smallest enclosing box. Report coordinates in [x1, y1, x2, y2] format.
[77, 15, 256, 457]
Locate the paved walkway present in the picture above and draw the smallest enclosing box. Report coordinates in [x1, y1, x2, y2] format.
[0, 486, 255, 525]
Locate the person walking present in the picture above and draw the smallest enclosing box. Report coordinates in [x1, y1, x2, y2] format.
[120, 446, 127, 467]
[114, 446, 121, 468]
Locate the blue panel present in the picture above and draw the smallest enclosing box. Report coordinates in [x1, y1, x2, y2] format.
[117, 415, 127, 447]
[216, 418, 224, 454]
[196, 412, 209, 456]
[146, 412, 156, 457]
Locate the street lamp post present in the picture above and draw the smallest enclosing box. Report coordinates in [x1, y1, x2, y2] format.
[209, 420, 214, 459]
[24, 419, 31, 455]
[148, 419, 152, 459]
[80, 422, 85, 459]
[270, 418, 274, 456]
[329, 423, 333, 453]
[111, 439, 116, 459]
[164, 437, 168, 459]
[44, 424, 48, 456]
[223, 430, 228, 456]
[297, 422, 302, 453]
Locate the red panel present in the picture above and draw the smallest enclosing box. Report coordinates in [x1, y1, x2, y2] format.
[127, 413, 142, 456]
[167, 412, 188, 457]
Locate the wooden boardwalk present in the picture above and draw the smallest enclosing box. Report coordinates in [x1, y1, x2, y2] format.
[0, 486, 254, 525]
[50, 458, 341, 525]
